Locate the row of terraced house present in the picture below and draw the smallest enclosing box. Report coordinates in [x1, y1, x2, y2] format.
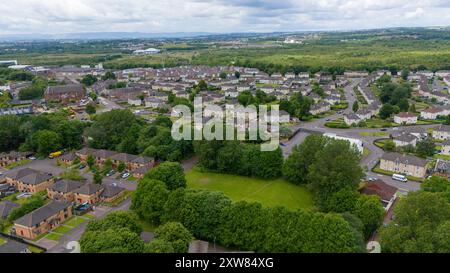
[74, 148, 155, 178]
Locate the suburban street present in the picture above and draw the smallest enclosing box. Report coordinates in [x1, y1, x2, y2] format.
[280, 78, 433, 192]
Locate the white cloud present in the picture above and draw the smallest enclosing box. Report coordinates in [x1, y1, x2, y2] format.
[0, 0, 448, 34]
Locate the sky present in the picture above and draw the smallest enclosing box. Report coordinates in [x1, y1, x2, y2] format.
[0, 0, 449, 34]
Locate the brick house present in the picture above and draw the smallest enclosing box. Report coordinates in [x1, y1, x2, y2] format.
[12, 201, 73, 240]
[76, 148, 155, 172]
[47, 180, 84, 202]
[44, 84, 85, 104]
[5, 168, 54, 193]
[360, 179, 397, 211]
[380, 152, 427, 178]
[420, 107, 446, 120]
[0, 151, 28, 167]
[59, 153, 78, 165]
[100, 185, 126, 203]
[73, 183, 104, 204]
[0, 200, 20, 219]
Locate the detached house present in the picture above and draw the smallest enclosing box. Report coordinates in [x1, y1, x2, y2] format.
[360, 180, 397, 211]
[5, 168, 54, 193]
[394, 112, 417, 125]
[380, 152, 427, 178]
[12, 201, 73, 240]
[441, 140, 450, 156]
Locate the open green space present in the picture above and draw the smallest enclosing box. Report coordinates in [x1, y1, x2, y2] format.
[64, 217, 87, 227]
[0, 236, 5, 246]
[358, 131, 388, 137]
[324, 118, 350, 129]
[186, 169, 314, 211]
[364, 117, 395, 128]
[5, 159, 32, 170]
[45, 233, 62, 241]
[374, 138, 392, 149]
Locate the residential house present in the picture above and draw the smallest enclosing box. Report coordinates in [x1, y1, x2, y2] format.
[432, 125, 450, 140]
[380, 152, 427, 178]
[12, 201, 73, 240]
[420, 107, 446, 120]
[5, 168, 54, 193]
[127, 95, 142, 106]
[393, 133, 417, 147]
[324, 133, 363, 154]
[394, 112, 417, 125]
[44, 84, 85, 104]
[0, 151, 28, 167]
[434, 158, 450, 177]
[441, 140, 450, 156]
[355, 108, 373, 120]
[73, 183, 104, 204]
[100, 185, 126, 203]
[360, 180, 397, 211]
[0, 200, 20, 219]
[47, 180, 84, 202]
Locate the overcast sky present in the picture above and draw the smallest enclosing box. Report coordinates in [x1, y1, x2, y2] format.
[1, 0, 449, 34]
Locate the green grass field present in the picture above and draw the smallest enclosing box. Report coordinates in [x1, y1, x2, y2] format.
[358, 131, 388, 137]
[186, 169, 314, 211]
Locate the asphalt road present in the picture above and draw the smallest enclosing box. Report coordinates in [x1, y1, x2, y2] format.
[281, 78, 428, 192]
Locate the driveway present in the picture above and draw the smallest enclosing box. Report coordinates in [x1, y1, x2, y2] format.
[46, 198, 132, 253]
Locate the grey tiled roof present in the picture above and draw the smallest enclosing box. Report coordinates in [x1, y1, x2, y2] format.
[100, 185, 125, 198]
[14, 201, 71, 227]
[49, 180, 84, 194]
[73, 183, 103, 195]
[381, 152, 427, 167]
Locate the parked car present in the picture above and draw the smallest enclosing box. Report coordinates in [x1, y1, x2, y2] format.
[28, 156, 36, 160]
[17, 192, 32, 199]
[121, 172, 130, 179]
[380, 128, 387, 131]
[106, 170, 116, 177]
[0, 191, 16, 198]
[79, 164, 86, 169]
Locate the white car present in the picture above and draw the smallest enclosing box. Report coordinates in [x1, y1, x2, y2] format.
[121, 173, 130, 179]
[17, 192, 32, 199]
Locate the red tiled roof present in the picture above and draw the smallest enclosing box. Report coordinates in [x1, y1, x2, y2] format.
[360, 180, 397, 201]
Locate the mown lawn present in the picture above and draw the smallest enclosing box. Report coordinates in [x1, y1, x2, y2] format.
[358, 131, 388, 137]
[186, 169, 314, 211]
